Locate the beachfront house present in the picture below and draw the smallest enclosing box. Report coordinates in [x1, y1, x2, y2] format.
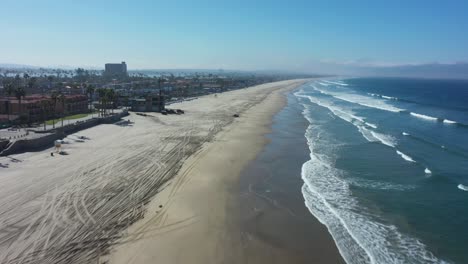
[130, 94, 165, 112]
[0, 94, 87, 123]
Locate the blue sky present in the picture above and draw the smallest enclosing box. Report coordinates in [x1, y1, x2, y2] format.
[1, 0, 467, 72]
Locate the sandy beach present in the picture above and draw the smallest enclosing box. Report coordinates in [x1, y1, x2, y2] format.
[0, 79, 342, 264]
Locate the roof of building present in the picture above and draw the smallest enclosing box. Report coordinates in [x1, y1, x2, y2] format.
[0, 94, 87, 104]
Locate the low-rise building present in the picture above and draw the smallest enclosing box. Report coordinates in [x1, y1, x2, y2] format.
[0, 94, 88, 123]
[130, 94, 165, 112]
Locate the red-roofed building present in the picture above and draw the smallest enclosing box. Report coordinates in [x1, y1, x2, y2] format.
[0, 94, 87, 123]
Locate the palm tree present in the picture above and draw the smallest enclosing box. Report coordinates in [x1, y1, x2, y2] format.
[106, 89, 115, 114]
[59, 93, 66, 128]
[14, 86, 26, 121]
[47, 75, 54, 91]
[3, 81, 14, 121]
[86, 84, 95, 115]
[216, 78, 225, 92]
[27, 77, 37, 90]
[51, 91, 58, 129]
[40, 100, 50, 131]
[97, 88, 107, 117]
[158, 77, 164, 110]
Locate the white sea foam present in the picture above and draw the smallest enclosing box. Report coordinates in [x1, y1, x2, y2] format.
[410, 112, 438, 122]
[358, 126, 378, 143]
[396, 150, 416, 162]
[409, 112, 460, 125]
[298, 94, 381, 142]
[370, 131, 396, 148]
[365, 122, 378, 129]
[368, 93, 398, 100]
[313, 86, 404, 113]
[318, 81, 331, 86]
[381, 95, 398, 100]
[311, 85, 326, 94]
[300, 121, 446, 264]
[323, 80, 349, 86]
[296, 91, 423, 165]
[348, 178, 415, 191]
[402, 132, 410, 136]
[424, 168, 432, 174]
[443, 119, 457, 124]
[458, 184, 468, 191]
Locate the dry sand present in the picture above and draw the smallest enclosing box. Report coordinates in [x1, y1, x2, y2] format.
[0, 80, 315, 263]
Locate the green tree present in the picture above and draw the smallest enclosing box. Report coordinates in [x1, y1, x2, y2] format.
[86, 84, 95, 115]
[3, 81, 14, 121]
[59, 93, 66, 128]
[106, 89, 116, 114]
[47, 75, 54, 90]
[14, 86, 26, 121]
[51, 91, 58, 129]
[158, 77, 165, 98]
[97, 88, 107, 117]
[40, 100, 50, 131]
[27, 77, 37, 90]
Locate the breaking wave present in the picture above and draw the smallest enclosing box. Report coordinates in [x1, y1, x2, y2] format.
[409, 112, 462, 126]
[313, 84, 404, 113]
[295, 91, 425, 166]
[410, 112, 438, 122]
[396, 150, 416, 163]
[368, 93, 399, 101]
[300, 120, 447, 264]
[324, 80, 349, 86]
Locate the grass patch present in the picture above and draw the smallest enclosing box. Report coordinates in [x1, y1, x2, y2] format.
[45, 113, 91, 125]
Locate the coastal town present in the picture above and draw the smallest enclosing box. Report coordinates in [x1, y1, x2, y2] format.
[0, 63, 315, 155]
[0, 66, 307, 263]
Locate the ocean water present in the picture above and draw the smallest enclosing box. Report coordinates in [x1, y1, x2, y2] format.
[295, 78, 468, 264]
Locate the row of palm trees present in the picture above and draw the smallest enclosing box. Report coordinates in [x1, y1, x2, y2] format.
[2, 81, 117, 128]
[49, 91, 67, 129]
[85, 85, 118, 117]
[2, 76, 27, 122]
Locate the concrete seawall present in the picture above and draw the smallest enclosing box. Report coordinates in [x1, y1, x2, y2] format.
[0, 111, 129, 156]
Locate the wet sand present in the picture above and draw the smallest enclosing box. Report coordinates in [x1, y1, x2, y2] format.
[0, 79, 343, 263]
[236, 91, 345, 263]
[106, 81, 344, 264]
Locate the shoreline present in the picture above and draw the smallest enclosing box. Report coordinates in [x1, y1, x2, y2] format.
[236, 90, 345, 263]
[104, 80, 323, 263]
[105, 79, 344, 263]
[0, 79, 343, 263]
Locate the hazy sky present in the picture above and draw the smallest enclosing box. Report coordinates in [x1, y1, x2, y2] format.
[1, 0, 467, 71]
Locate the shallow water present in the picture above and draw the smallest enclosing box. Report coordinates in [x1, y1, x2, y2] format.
[296, 78, 468, 263]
